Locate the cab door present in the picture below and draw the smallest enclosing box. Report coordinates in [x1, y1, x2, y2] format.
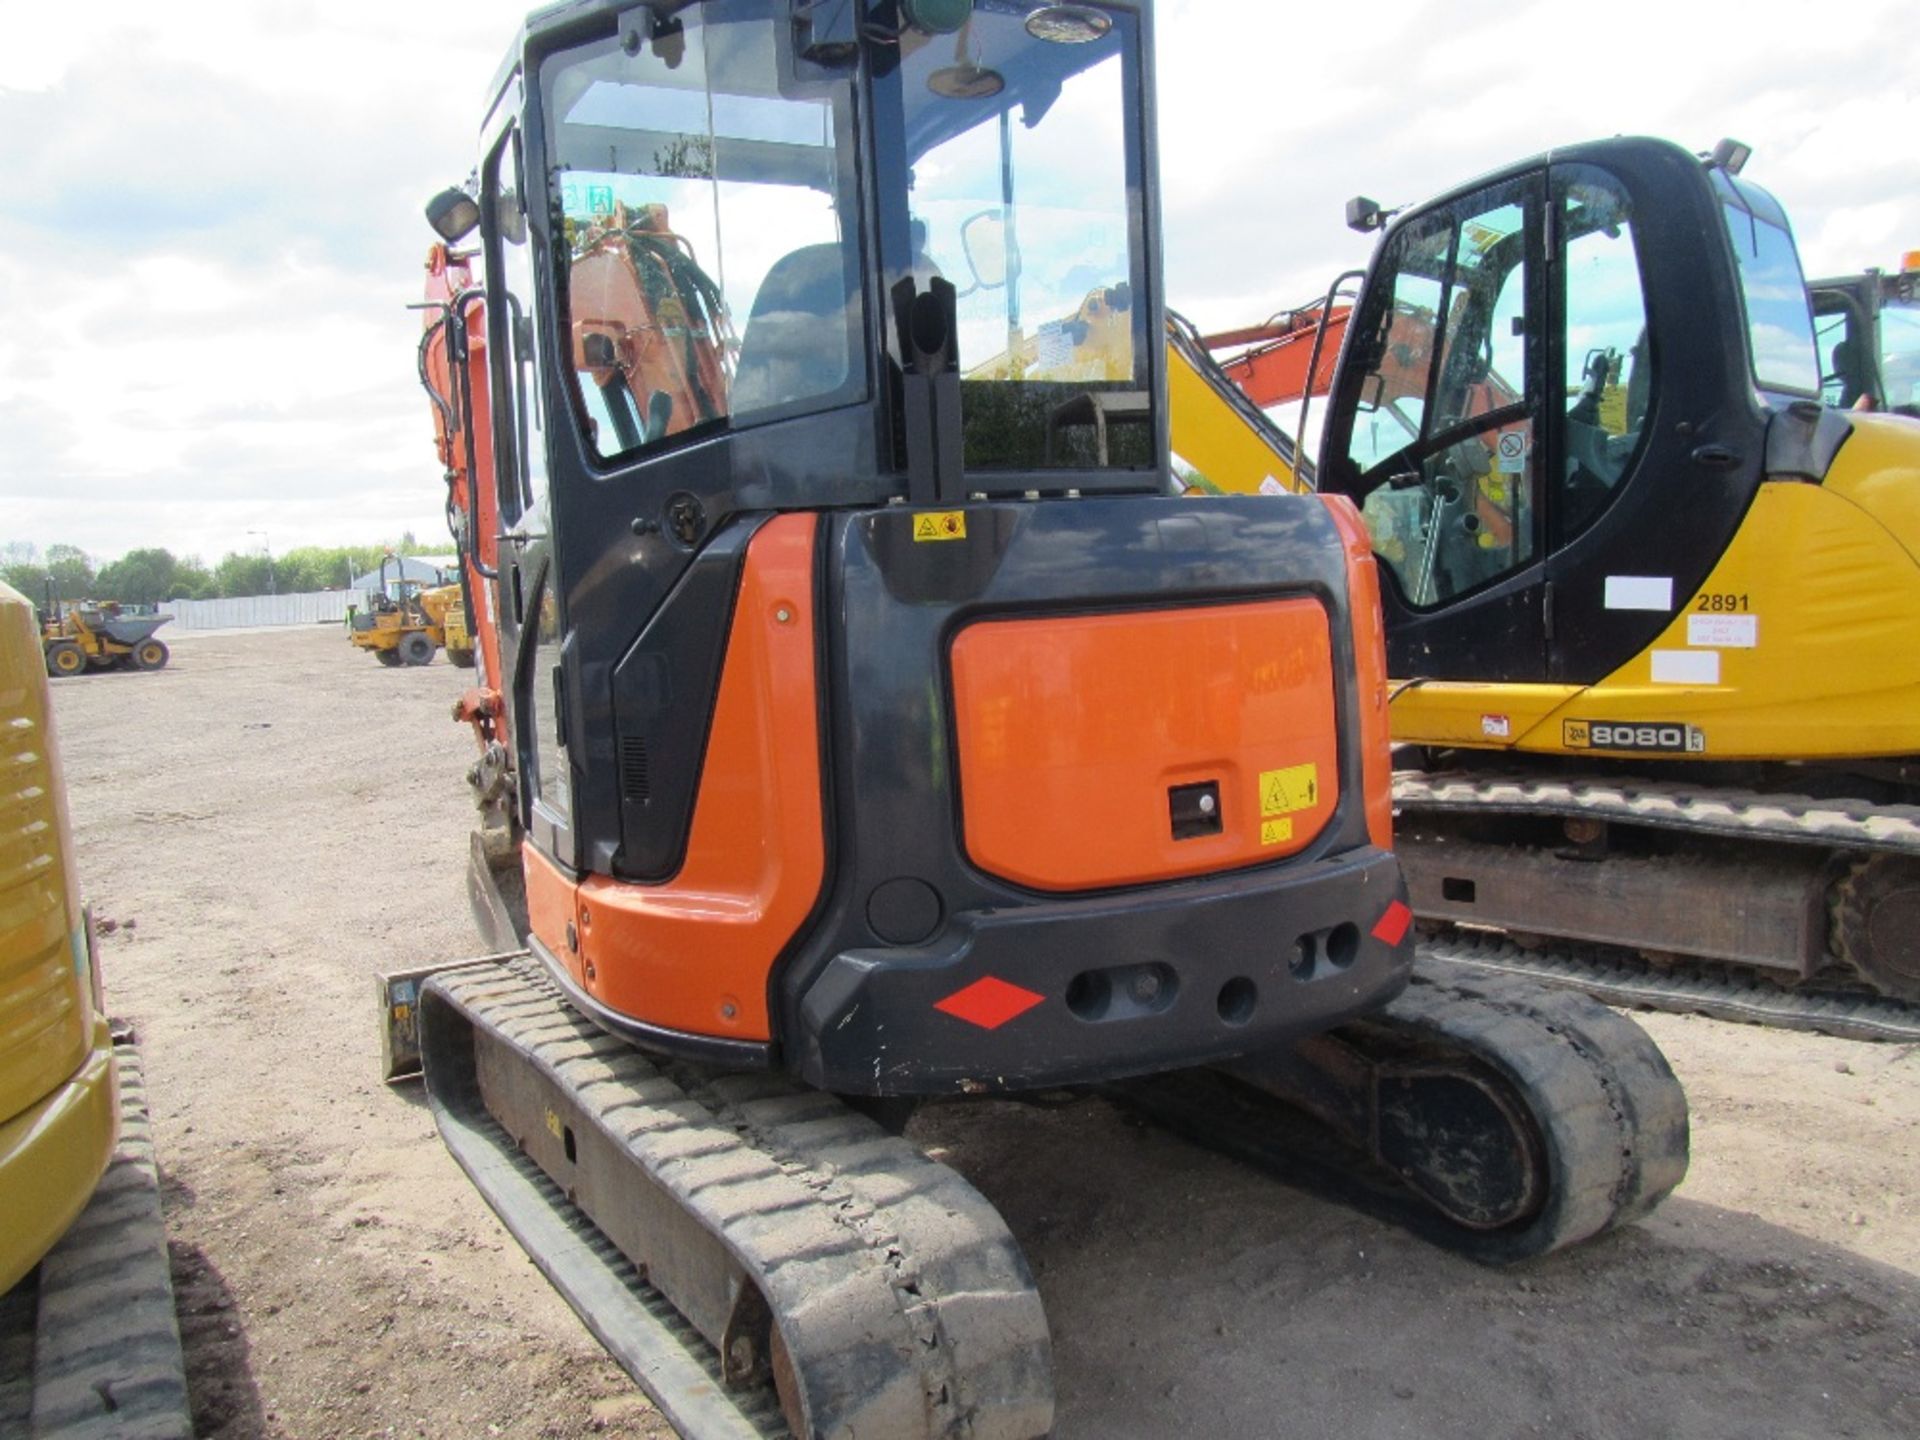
[1328, 172, 1548, 681]
[1539, 154, 1774, 688]
[482, 110, 576, 872]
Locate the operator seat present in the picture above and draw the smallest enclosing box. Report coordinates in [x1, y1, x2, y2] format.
[732, 245, 855, 417]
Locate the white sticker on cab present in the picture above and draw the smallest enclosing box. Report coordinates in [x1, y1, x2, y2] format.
[1651, 649, 1721, 685]
[1687, 613, 1758, 648]
[1605, 576, 1673, 611]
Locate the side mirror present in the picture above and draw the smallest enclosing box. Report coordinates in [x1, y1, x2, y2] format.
[961, 210, 1010, 290]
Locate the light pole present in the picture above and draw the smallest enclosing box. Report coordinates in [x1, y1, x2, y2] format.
[247, 530, 276, 595]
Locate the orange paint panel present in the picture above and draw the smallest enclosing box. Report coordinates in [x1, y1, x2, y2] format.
[951, 599, 1341, 891]
[1320, 494, 1395, 851]
[523, 844, 584, 988]
[568, 514, 826, 1042]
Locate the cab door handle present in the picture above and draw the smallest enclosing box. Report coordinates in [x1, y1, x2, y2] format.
[1690, 443, 1740, 470]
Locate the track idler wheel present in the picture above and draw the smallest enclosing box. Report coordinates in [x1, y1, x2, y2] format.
[1831, 856, 1920, 1004]
[1116, 959, 1689, 1263]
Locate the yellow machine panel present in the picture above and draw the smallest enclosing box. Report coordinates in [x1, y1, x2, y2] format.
[0, 582, 118, 1293]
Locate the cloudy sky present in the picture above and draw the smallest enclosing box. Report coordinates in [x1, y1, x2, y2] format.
[4, 0, 1915, 565]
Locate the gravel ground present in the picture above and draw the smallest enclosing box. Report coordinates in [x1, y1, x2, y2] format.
[50, 625, 1920, 1439]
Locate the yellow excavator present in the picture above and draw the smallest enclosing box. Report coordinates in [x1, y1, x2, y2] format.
[0, 582, 189, 1432]
[1179, 136, 1920, 1038]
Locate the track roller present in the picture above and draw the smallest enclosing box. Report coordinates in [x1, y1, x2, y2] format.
[1115, 957, 1689, 1263]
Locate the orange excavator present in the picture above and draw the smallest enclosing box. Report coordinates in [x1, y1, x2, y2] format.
[382, 6, 1687, 1435]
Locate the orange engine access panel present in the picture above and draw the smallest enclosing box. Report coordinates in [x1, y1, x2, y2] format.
[949, 598, 1341, 891]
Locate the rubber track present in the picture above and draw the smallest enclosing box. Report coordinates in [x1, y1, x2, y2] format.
[12, 1045, 192, 1439]
[1396, 767, 1920, 1032]
[431, 960, 1052, 1440]
[1421, 931, 1920, 1043]
[1396, 768, 1920, 854]
[1116, 956, 1688, 1264]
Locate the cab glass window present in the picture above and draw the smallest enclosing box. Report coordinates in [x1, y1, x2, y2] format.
[541, 1, 867, 462]
[1558, 166, 1652, 540]
[485, 127, 550, 529]
[1345, 182, 1536, 609]
[898, 5, 1149, 469]
[1880, 295, 1920, 412]
[1715, 172, 1820, 395]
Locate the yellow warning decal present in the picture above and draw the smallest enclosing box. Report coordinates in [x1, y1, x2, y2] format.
[1260, 818, 1293, 847]
[913, 511, 968, 542]
[1259, 763, 1319, 817]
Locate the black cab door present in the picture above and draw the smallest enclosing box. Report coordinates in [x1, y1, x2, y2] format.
[1321, 172, 1548, 682]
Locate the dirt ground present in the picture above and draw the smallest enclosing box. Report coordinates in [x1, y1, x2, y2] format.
[52, 625, 1920, 1440]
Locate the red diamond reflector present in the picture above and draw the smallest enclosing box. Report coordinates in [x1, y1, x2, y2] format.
[933, 976, 1045, 1031]
[1372, 899, 1413, 947]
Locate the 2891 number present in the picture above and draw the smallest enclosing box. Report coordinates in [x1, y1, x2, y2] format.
[1694, 593, 1750, 612]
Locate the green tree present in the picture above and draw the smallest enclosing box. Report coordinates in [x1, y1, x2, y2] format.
[43, 544, 95, 601]
[173, 557, 218, 600]
[212, 552, 275, 598]
[95, 548, 194, 606]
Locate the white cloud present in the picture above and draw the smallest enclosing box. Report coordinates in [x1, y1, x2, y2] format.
[3, 0, 1917, 565]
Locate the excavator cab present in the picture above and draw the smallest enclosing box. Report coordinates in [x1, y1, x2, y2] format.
[1319, 137, 1829, 701]
[1811, 256, 1920, 416]
[441, 0, 1408, 1092]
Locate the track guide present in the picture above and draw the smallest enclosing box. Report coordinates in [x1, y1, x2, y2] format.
[1396, 769, 1920, 853]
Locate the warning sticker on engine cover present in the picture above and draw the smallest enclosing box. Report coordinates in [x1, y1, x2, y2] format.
[1259, 764, 1319, 816]
[912, 511, 967, 542]
[1563, 720, 1705, 753]
[1260, 818, 1294, 846]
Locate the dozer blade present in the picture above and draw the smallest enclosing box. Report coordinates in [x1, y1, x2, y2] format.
[1114, 955, 1689, 1264]
[416, 958, 1052, 1440]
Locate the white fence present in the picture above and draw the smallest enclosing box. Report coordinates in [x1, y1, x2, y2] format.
[163, 589, 354, 631]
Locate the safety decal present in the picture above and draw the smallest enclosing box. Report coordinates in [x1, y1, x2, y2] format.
[1260, 818, 1293, 847]
[1480, 713, 1512, 739]
[1372, 900, 1413, 946]
[1687, 613, 1757, 648]
[1496, 432, 1527, 474]
[1604, 575, 1673, 611]
[913, 511, 968, 542]
[1259, 763, 1319, 817]
[1563, 719, 1705, 754]
[1651, 649, 1720, 685]
[933, 976, 1045, 1031]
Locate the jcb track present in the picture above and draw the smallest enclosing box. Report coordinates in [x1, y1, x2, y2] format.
[1395, 766, 1920, 1016]
[418, 959, 1052, 1440]
[0, 1045, 191, 1439]
[1422, 931, 1920, 1044]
